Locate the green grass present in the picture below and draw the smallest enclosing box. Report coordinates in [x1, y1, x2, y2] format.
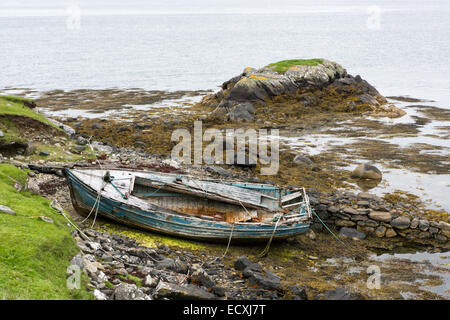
[119, 274, 142, 287]
[266, 58, 324, 74]
[0, 95, 58, 129]
[0, 164, 92, 300]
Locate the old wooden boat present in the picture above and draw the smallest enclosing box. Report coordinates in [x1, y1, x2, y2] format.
[65, 167, 312, 242]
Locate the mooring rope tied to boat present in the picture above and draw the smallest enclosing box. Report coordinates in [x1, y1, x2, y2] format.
[311, 208, 348, 248]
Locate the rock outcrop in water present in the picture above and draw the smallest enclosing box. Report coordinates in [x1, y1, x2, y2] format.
[201, 58, 404, 121]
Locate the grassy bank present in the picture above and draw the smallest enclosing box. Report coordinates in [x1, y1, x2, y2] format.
[266, 58, 324, 73]
[0, 95, 58, 129]
[0, 163, 92, 299]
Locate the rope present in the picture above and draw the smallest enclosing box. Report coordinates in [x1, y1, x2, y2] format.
[311, 208, 348, 248]
[221, 223, 235, 258]
[258, 214, 282, 258]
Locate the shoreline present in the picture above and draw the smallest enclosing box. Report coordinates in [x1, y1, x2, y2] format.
[1, 77, 449, 299]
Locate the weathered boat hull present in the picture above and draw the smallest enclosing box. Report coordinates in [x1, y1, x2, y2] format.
[65, 169, 310, 242]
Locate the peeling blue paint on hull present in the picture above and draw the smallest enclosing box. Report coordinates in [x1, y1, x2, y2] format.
[65, 169, 310, 242]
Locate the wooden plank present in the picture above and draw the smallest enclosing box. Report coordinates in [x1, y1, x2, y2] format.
[281, 191, 303, 203]
[281, 202, 303, 209]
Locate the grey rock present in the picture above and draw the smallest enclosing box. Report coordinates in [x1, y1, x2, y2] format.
[93, 289, 108, 300]
[113, 283, 150, 300]
[343, 207, 359, 215]
[293, 154, 313, 165]
[418, 231, 431, 239]
[327, 205, 339, 214]
[338, 227, 366, 240]
[418, 219, 430, 231]
[287, 285, 308, 300]
[242, 263, 264, 278]
[0, 205, 16, 215]
[155, 258, 187, 274]
[153, 281, 215, 300]
[351, 163, 382, 180]
[39, 216, 54, 224]
[92, 123, 103, 130]
[228, 103, 255, 121]
[375, 226, 387, 237]
[368, 211, 392, 222]
[315, 288, 364, 300]
[234, 256, 253, 271]
[39, 151, 50, 156]
[390, 216, 411, 230]
[335, 219, 356, 227]
[144, 274, 157, 288]
[246, 269, 281, 291]
[410, 218, 419, 229]
[0, 130, 3, 138]
[190, 265, 215, 289]
[76, 136, 88, 145]
[70, 253, 84, 269]
[438, 221, 450, 237]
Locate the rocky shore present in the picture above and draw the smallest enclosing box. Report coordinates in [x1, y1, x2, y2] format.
[1, 58, 449, 300]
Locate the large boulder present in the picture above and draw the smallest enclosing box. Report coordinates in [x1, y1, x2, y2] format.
[351, 163, 382, 180]
[202, 58, 392, 122]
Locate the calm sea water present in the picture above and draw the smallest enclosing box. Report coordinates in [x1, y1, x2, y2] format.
[0, 0, 450, 106]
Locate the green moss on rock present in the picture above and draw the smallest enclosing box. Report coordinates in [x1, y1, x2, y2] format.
[266, 59, 324, 73]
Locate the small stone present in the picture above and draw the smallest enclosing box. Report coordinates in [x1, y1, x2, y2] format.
[87, 242, 102, 251]
[335, 220, 356, 227]
[306, 229, 316, 240]
[418, 231, 431, 239]
[418, 219, 430, 231]
[368, 211, 392, 222]
[153, 281, 215, 300]
[0, 205, 16, 215]
[364, 219, 379, 228]
[438, 221, 450, 237]
[343, 207, 359, 215]
[410, 218, 419, 229]
[234, 256, 253, 271]
[315, 288, 364, 300]
[375, 226, 386, 237]
[113, 283, 150, 300]
[39, 216, 54, 224]
[357, 200, 370, 208]
[390, 216, 410, 230]
[93, 289, 108, 300]
[338, 227, 366, 240]
[327, 206, 339, 214]
[39, 151, 50, 156]
[385, 228, 397, 238]
[144, 274, 157, 288]
[115, 268, 128, 276]
[293, 154, 313, 165]
[287, 285, 308, 300]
